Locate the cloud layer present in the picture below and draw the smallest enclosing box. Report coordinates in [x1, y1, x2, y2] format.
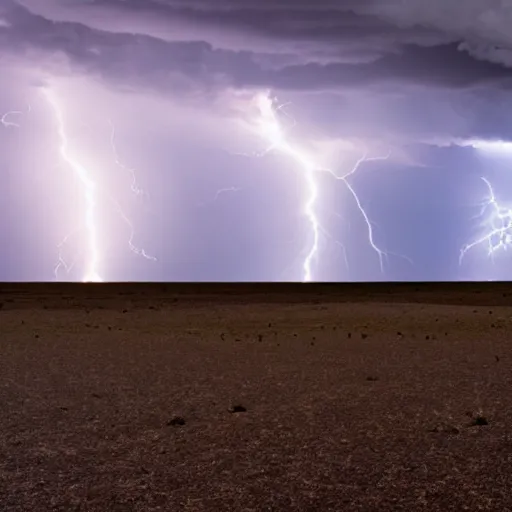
[2, 1, 512, 280]
[0, 0, 511, 146]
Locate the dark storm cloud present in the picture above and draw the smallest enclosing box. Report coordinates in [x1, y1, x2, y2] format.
[2, 0, 512, 146]
[2, 0, 512, 96]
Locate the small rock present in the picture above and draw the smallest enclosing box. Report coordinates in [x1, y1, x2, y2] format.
[167, 416, 186, 427]
[470, 415, 489, 427]
[228, 404, 247, 413]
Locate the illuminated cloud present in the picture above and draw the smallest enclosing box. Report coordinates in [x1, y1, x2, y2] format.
[2, 0, 512, 280]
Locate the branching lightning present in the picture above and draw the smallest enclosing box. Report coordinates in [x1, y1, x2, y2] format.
[43, 88, 102, 283]
[460, 176, 512, 263]
[1, 103, 30, 128]
[108, 119, 145, 197]
[1, 110, 22, 128]
[41, 89, 155, 281]
[197, 186, 243, 209]
[243, 91, 409, 282]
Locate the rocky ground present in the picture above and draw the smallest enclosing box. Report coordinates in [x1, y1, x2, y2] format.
[1, 283, 511, 511]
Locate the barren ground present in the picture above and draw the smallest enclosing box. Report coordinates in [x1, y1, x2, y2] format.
[1, 283, 512, 511]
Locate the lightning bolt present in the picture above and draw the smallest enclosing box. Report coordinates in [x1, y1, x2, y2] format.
[43, 89, 155, 282]
[197, 186, 243, 209]
[1, 110, 22, 128]
[243, 91, 409, 282]
[108, 119, 145, 197]
[1, 104, 30, 128]
[460, 176, 512, 263]
[43, 88, 102, 283]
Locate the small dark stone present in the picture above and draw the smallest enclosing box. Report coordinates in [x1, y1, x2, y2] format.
[366, 376, 379, 382]
[311, 342, 315, 346]
[228, 405, 247, 413]
[122, 309, 128, 314]
[34, 334, 39, 339]
[258, 334, 263, 342]
[268, 323, 272, 327]
[495, 355, 500, 362]
[471, 415, 489, 426]
[220, 333, 225, 340]
[167, 416, 186, 426]
[348, 332, 351, 338]
[92, 393, 102, 399]
[425, 335, 430, 340]
[489, 310, 493, 315]
[361, 333, 368, 339]
[59, 406, 68, 411]
[108, 326, 112, 331]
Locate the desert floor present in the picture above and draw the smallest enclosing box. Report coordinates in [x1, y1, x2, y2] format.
[1, 283, 512, 511]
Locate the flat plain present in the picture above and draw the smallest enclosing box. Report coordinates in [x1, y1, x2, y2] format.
[1, 282, 512, 511]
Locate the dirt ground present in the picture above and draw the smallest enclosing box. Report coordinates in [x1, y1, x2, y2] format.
[1, 283, 512, 511]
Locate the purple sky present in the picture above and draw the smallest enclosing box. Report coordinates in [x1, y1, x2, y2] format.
[2, 0, 512, 282]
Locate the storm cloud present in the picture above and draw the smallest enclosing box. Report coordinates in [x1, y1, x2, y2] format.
[2, 0, 512, 280]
